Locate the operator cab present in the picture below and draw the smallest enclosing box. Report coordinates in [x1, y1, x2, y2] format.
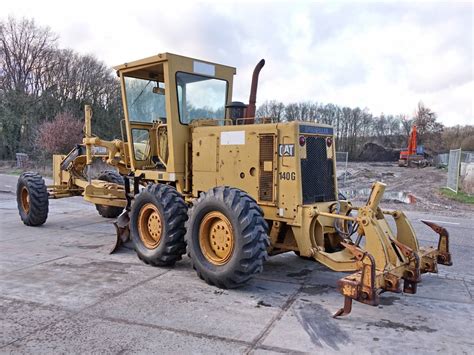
[115, 53, 236, 177]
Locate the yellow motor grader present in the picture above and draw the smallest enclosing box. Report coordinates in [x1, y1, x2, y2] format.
[16, 53, 452, 316]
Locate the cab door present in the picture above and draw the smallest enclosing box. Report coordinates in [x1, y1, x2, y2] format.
[120, 66, 168, 171]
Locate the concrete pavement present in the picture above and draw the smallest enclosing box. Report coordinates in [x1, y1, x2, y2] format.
[0, 173, 473, 354]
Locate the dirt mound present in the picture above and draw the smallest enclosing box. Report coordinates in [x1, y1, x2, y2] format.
[358, 142, 399, 162]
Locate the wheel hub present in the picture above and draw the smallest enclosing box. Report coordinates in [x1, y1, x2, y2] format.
[138, 203, 163, 249]
[199, 212, 234, 265]
[20, 187, 30, 213]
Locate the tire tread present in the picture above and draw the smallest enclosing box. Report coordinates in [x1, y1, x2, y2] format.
[186, 186, 269, 288]
[132, 184, 188, 267]
[17, 172, 49, 226]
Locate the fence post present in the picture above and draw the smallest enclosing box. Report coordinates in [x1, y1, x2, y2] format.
[16, 153, 29, 168]
[336, 151, 349, 189]
[447, 149, 462, 193]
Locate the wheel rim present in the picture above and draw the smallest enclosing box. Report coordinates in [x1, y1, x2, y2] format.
[199, 211, 234, 265]
[138, 203, 163, 249]
[20, 186, 30, 213]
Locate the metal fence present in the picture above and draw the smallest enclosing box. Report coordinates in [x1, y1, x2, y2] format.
[15, 153, 29, 168]
[435, 153, 449, 167]
[462, 151, 474, 163]
[336, 151, 349, 188]
[447, 149, 462, 193]
[436, 151, 473, 167]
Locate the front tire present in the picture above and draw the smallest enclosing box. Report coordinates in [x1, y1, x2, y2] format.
[17, 172, 49, 226]
[130, 184, 188, 266]
[186, 187, 269, 289]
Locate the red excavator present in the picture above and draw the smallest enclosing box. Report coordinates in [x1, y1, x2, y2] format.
[398, 125, 427, 167]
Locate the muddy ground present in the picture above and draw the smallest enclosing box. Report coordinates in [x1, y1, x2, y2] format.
[338, 162, 473, 217]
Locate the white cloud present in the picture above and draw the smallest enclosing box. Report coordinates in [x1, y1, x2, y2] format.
[2, 0, 472, 125]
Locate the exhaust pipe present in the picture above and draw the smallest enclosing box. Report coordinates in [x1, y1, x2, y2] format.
[245, 59, 265, 118]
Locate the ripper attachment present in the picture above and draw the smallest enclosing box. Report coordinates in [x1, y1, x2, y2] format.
[332, 183, 453, 317]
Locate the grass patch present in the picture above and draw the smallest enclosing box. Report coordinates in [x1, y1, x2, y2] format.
[2, 169, 23, 176]
[440, 188, 474, 204]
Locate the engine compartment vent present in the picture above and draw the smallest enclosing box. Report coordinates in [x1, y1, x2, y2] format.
[259, 135, 275, 202]
[301, 136, 336, 204]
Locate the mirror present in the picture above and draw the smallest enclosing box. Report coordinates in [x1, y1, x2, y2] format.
[153, 86, 165, 95]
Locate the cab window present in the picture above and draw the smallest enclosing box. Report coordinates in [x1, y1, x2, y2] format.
[176, 72, 227, 124]
[125, 76, 166, 123]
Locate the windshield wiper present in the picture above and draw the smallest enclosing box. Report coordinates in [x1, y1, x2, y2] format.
[131, 80, 152, 107]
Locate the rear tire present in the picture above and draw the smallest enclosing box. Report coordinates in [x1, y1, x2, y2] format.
[17, 172, 49, 226]
[130, 184, 188, 266]
[186, 187, 269, 289]
[95, 171, 124, 218]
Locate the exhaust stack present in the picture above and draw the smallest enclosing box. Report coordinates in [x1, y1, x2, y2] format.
[245, 59, 265, 118]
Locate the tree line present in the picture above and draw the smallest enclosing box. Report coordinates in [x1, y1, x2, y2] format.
[0, 17, 122, 160]
[256, 100, 472, 159]
[1, 16, 472, 161]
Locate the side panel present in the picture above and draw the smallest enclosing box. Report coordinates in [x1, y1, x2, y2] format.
[192, 125, 277, 203]
[194, 135, 218, 172]
[276, 123, 300, 220]
[192, 134, 218, 188]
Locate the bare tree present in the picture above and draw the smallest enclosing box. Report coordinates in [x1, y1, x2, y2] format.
[0, 16, 122, 159]
[0, 17, 58, 157]
[0, 17, 57, 93]
[414, 101, 443, 140]
[399, 114, 413, 137]
[285, 103, 300, 121]
[256, 100, 285, 122]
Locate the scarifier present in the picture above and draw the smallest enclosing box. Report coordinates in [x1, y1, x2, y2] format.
[16, 53, 452, 316]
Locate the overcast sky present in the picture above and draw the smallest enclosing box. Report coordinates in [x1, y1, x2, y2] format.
[3, 0, 473, 126]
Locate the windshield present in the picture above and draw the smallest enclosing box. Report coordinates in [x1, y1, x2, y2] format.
[176, 72, 227, 124]
[124, 76, 166, 122]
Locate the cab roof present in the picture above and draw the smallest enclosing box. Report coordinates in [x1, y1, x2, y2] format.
[113, 52, 236, 73]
